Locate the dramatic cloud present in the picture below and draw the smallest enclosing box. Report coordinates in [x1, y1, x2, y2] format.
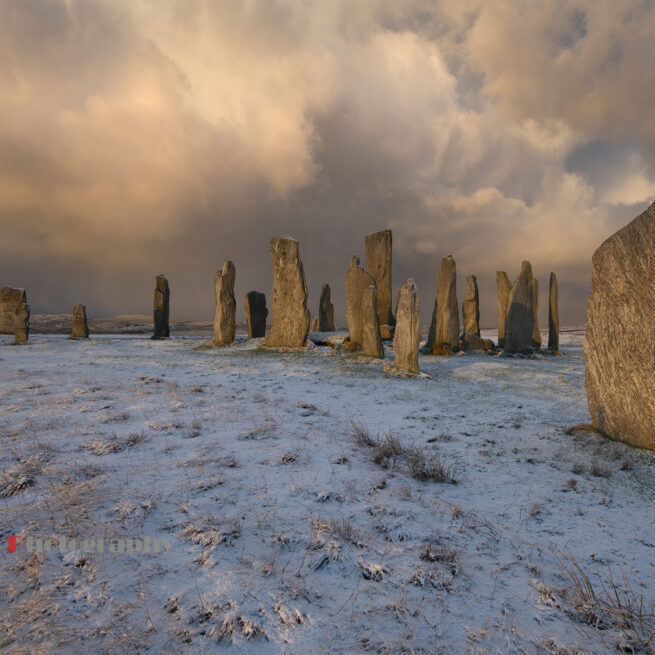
[1, 0, 653, 325]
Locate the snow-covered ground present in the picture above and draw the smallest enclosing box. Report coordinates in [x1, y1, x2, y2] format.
[1, 328, 654, 654]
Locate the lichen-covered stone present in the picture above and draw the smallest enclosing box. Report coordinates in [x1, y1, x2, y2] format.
[496, 272, 512, 348]
[245, 291, 267, 338]
[213, 261, 236, 346]
[361, 284, 385, 359]
[152, 275, 170, 340]
[504, 261, 536, 355]
[0, 287, 27, 334]
[585, 201, 655, 449]
[70, 304, 89, 339]
[393, 279, 420, 373]
[13, 303, 29, 344]
[426, 255, 459, 355]
[365, 229, 394, 338]
[462, 274, 480, 336]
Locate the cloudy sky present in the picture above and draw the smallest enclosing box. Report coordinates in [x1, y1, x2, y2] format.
[1, 0, 653, 326]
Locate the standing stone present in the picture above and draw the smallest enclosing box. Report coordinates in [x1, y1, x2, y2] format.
[310, 317, 319, 332]
[462, 274, 480, 336]
[365, 229, 394, 338]
[244, 291, 267, 338]
[426, 255, 459, 355]
[265, 237, 310, 348]
[213, 261, 236, 346]
[13, 303, 29, 344]
[70, 304, 89, 339]
[393, 279, 420, 373]
[152, 275, 170, 340]
[548, 273, 559, 353]
[345, 256, 380, 352]
[319, 283, 335, 332]
[0, 287, 27, 334]
[361, 284, 385, 359]
[532, 278, 542, 348]
[585, 201, 655, 449]
[496, 272, 512, 348]
[504, 261, 536, 355]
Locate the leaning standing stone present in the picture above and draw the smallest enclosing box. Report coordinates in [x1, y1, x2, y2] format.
[0, 287, 27, 334]
[496, 271, 512, 348]
[585, 201, 655, 449]
[319, 283, 335, 332]
[265, 237, 310, 348]
[13, 303, 29, 344]
[548, 273, 559, 353]
[393, 279, 420, 373]
[213, 261, 236, 346]
[504, 261, 536, 355]
[361, 284, 385, 359]
[152, 275, 170, 340]
[365, 229, 394, 338]
[70, 304, 89, 339]
[245, 291, 267, 338]
[462, 274, 480, 336]
[426, 255, 459, 355]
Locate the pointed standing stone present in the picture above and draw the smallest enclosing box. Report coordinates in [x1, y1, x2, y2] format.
[585, 201, 655, 449]
[213, 261, 236, 346]
[361, 284, 385, 358]
[462, 274, 480, 336]
[152, 275, 170, 340]
[0, 287, 27, 334]
[504, 261, 536, 355]
[532, 278, 541, 348]
[393, 279, 420, 373]
[496, 272, 512, 348]
[548, 273, 559, 353]
[13, 303, 29, 344]
[365, 229, 394, 338]
[426, 255, 459, 355]
[244, 291, 267, 338]
[265, 237, 310, 348]
[319, 283, 335, 332]
[70, 304, 89, 339]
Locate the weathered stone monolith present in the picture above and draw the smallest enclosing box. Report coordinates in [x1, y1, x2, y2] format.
[152, 275, 170, 339]
[13, 303, 29, 344]
[393, 279, 420, 373]
[319, 283, 335, 332]
[361, 284, 385, 359]
[548, 273, 559, 353]
[0, 287, 27, 334]
[462, 274, 480, 336]
[213, 261, 236, 346]
[70, 304, 89, 339]
[265, 237, 310, 348]
[496, 272, 512, 348]
[345, 257, 375, 350]
[426, 255, 459, 355]
[365, 229, 394, 338]
[310, 317, 319, 332]
[245, 291, 267, 338]
[532, 278, 542, 348]
[585, 201, 655, 449]
[504, 261, 536, 355]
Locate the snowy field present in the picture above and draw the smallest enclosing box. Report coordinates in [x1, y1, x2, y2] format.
[1, 329, 654, 654]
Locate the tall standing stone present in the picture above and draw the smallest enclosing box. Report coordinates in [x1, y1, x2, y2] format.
[245, 291, 267, 338]
[548, 273, 559, 353]
[462, 274, 480, 336]
[265, 237, 310, 348]
[0, 287, 27, 334]
[426, 255, 459, 355]
[361, 284, 385, 359]
[504, 261, 536, 355]
[345, 256, 382, 353]
[365, 229, 394, 338]
[310, 317, 319, 332]
[213, 261, 236, 346]
[496, 272, 512, 348]
[319, 283, 335, 332]
[585, 201, 655, 449]
[152, 275, 170, 340]
[532, 278, 542, 348]
[70, 304, 89, 339]
[393, 279, 420, 373]
[13, 303, 29, 344]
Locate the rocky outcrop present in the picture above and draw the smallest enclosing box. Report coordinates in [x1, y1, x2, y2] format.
[0, 287, 27, 334]
[70, 305, 89, 339]
[244, 291, 267, 338]
[13, 303, 29, 344]
[213, 261, 236, 346]
[393, 279, 420, 373]
[365, 230, 394, 338]
[152, 275, 170, 340]
[548, 272, 559, 353]
[319, 283, 335, 332]
[265, 237, 310, 348]
[496, 272, 512, 348]
[462, 274, 480, 336]
[585, 201, 655, 449]
[426, 255, 459, 355]
[504, 261, 536, 355]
